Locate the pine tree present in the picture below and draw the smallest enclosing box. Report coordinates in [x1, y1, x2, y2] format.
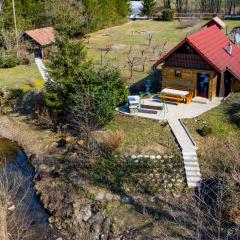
[142, 0, 156, 17]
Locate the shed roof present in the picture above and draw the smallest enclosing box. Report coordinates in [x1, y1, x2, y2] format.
[24, 27, 55, 46]
[205, 16, 226, 29]
[153, 25, 240, 80]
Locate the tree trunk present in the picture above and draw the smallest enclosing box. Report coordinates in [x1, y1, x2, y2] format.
[0, 203, 8, 240]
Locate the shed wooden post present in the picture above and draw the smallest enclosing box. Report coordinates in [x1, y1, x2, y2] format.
[219, 72, 225, 97]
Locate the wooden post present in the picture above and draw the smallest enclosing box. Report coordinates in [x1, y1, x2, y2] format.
[12, 0, 19, 58]
[219, 72, 225, 97]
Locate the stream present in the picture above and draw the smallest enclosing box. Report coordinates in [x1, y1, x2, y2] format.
[0, 138, 57, 240]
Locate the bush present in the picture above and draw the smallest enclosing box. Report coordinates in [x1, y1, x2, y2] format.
[21, 84, 32, 92]
[101, 130, 125, 153]
[162, 8, 175, 21]
[28, 79, 44, 88]
[18, 57, 31, 65]
[34, 79, 45, 88]
[0, 55, 17, 68]
[8, 88, 24, 99]
[198, 125, 212, 137]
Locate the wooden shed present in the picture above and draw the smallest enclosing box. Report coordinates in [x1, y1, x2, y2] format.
[153, 21, 240, 100]
[21, 27, 55, 59]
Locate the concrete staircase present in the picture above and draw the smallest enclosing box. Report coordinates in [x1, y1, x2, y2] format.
[35, 57, 51, 82]
[182, 150, 201, 188]
[168, 119, 201, 188]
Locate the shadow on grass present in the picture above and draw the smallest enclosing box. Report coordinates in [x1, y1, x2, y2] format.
[83, 156, 201, 238]
[226, 101, 240, 127]
[7, 88, 44, 116]
[129, 69, 161, 94]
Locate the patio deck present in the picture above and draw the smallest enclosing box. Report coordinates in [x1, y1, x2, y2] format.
[119, 96, 222, 121]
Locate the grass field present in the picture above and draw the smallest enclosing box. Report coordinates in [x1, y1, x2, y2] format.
[184, 93, 240, 176]
[0, 64, 42, 90]
[85, 19, 240, 86]
[95, 114, 179, 155]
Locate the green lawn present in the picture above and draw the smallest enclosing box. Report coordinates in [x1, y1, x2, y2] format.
[184, 93, 240, 176]
[0, 64, 42, 90]
[95, 114, 179, 156]
[85, 20, 240, 86]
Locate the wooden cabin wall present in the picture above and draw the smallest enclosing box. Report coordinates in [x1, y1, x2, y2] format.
[165, 52, 213, 71]
[233, 79, 240, 92]
[210, 73, 218, 99]
[161, 66, 216, 99]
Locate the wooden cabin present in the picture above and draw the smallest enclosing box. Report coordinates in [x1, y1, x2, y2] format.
[21, 27, 55, 59]
[153, 19, 240, 100]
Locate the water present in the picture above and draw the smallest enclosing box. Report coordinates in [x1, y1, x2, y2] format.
[0, 138, 56, 240]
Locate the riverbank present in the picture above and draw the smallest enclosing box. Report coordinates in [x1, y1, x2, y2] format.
[0, 114, 119, 238]
[0, 115, 59, 160]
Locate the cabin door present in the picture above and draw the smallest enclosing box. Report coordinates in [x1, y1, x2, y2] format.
[34, 47, 43, 59]
[197, 73, 210, 98]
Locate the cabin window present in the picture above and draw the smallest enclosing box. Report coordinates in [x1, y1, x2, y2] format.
[175, 70, 182, 77]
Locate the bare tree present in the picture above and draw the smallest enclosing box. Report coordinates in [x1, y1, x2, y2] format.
[163, 0, 172, 8]
[45, 0, 84, 33]
[158, 41, 167, 58]
[127, 56, 138, 79]
[128, 45, 132, 55]
[99, 46, 111, 65]
[152, 45, 159, 54]
[0, 165, 32, 240]
[140, 48, 145, 57]
[140, 56, 147, 72]
[0, 172, 8, 240]
[11, 0, 19, 57]
[147, 33, 153, 46]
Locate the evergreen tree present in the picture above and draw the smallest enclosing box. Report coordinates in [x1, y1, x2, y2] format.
[45, 38, 128, 126]
[142, 0, 156, 16]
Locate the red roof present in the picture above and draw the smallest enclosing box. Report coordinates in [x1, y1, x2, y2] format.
[153, 25, 240, 80]
[24, 27, 55, 46]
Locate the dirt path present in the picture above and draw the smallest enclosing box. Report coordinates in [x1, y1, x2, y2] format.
[87, 21, 133, 37]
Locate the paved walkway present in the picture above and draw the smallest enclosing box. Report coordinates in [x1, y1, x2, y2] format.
[35, 57, 52, 82]
[168, 119, 201, 188]
[118, 97, 222, 188]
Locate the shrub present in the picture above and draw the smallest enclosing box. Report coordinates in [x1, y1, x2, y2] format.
[101, 130, 125, 153]
[0, 55, 17, 68]
[34, 79, 45, 88]
[198, 125, 212, 137]
[162, 8, 175, 21]
[19, 57, 31, 65]
[8, 88, 23, 99]
[28, 79, 44, 88]
[21, 84, 32, 92]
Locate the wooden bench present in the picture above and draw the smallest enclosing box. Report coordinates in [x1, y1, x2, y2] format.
[185, 92, 193, 104]
[161, 86, 194, 104]
[160, 94, 185, 105]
